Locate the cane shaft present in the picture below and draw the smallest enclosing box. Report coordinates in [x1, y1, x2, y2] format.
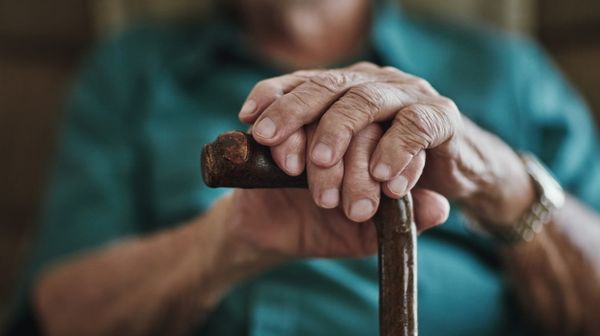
[375, 195, 417, 336]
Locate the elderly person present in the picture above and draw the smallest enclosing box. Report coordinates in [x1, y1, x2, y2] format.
[8, 0, 600, 335]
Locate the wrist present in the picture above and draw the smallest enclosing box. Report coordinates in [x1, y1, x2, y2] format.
[173, 195, 282, 310]
[461, 147, 537, 230]
[199, 194, 284, 284]
[464, 152, 568, 245]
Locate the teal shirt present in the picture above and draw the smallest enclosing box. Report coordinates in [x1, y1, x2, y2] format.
[15, 2, 600, 335]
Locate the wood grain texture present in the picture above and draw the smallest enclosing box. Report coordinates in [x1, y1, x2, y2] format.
[375, 195, 417, 336]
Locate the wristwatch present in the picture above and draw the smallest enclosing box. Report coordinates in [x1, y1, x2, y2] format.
[494, 152, 566, 244]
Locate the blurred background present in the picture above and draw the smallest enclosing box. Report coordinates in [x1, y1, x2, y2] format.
[0, 0, 599, 330]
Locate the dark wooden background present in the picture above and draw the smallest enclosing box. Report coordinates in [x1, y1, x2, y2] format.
[1, 0, 599, 331]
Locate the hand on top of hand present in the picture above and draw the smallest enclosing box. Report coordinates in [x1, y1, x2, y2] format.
[225, 61, 533, 259]
[238, 62, 472, 224]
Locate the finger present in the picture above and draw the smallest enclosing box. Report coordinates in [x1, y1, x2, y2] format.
[370, 98, 459, 181]
[411, 188, 450, 232]
[349, 61, 381, 72]
[239, 73, 311, 123]
[270, 128, 306, 176]
[382, 150, 425, 198]
[252, 69, 374, 145]
[381, 66, 439, 95]
[342, 124, 383, 222]
[306, 124, 343, 209]
[309, 82, 422, 168]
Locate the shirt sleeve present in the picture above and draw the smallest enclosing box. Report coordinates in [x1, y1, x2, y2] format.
[8, 32, 146, 330]
[515, 40, 600, 211]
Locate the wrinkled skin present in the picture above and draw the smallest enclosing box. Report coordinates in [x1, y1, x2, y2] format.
[221, 60, 536, 259]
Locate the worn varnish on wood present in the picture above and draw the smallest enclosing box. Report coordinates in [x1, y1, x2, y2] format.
[201, 131, 417, 336]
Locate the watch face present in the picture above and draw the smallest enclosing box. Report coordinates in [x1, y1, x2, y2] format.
[524, 154, 565, 208]
[543, 177, 566, 207]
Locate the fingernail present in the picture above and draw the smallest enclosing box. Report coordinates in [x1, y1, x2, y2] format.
[239, 99, 257, 116]
[285, 154, 301, 174]
[350, 199, 375, 221]
[312, 142, 333, 164]
[389, 175, 408, 195]
[320, 188, 339, 208]
[373, 163, 391, 180]
[254, 117, 277, 139]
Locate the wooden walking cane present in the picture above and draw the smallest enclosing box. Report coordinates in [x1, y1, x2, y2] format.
[201, 131, 417, 336]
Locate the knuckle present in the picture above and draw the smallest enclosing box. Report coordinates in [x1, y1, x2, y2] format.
[391, 133, 426, 156]
[292, 69, 318, 78]
[324, 84, 386, 136]
[356, 124, 383, 143]
[290, 129, 306, 143]
[382, 65, 398, 72]
[412, 78, 435, 94]
[254, 79, 281, 95]
[287, 91, 311, 108]
[326, 108, 368, 138]
[436, 96, 458, 111]
[432, 97, 461, 128]
[282, 91, 311, 119]
[382, 66, 405, 76]
[344, 162, 371, 184]
[313, 161, 344, 183]
[265, 91, 309, 122]
[309, 70, 353, 93]
[330, 165, 345, 182]
[350, 157, 371, 172]
[435, 100, 461, 140]
[351, 61, 379, 70]
[403, 106, 435, 133]
[346, 180, 379, 203]
[283, 130, 306, 150]
[319, 113, 354, 144]
[400, 100, 460, 147]
[343, 85, 383, 119]
[394, 106, 436, 150]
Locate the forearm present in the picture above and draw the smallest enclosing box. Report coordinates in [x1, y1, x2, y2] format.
[500, 197, 600, 335]
[34, 195, 270, 336]
[458, 120, 600, 334]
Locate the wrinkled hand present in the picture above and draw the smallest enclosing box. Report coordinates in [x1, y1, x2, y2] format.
[238, 62, 464, 222]
[221, 187, 446, 259]
[238, 62, 532, 226]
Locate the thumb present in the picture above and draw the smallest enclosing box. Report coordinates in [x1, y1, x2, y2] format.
[411, 188, 450, 233]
